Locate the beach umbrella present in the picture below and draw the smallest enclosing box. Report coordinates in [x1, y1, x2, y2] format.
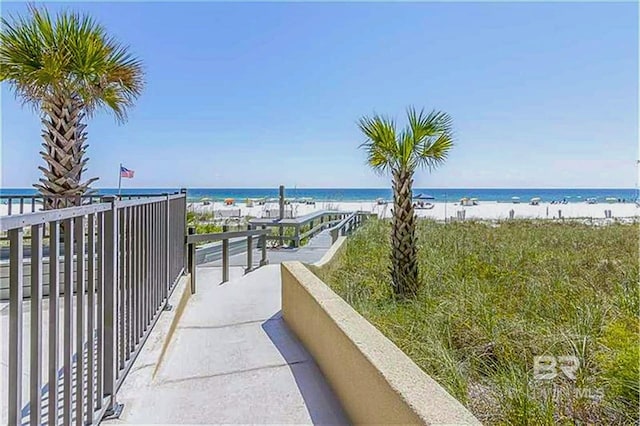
[414, 193, 435, 200]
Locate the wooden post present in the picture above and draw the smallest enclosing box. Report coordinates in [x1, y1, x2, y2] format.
[187, 227, 195, 293]
[222, 225, 229, 283]
[246, 224, 253, 273]
[278, 185, 285, 246]
[260, 225, 268, 266]
[293, 224, 300, 247]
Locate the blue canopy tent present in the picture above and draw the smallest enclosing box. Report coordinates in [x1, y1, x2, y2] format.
[414, 193, 435, 200]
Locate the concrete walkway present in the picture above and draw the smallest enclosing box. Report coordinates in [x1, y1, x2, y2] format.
[109, 261, 348, 424]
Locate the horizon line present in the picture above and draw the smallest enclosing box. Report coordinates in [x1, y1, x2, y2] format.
[0, 186, 636, 190]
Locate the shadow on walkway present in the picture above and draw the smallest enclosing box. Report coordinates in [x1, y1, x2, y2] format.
[262, 311, 350, 425]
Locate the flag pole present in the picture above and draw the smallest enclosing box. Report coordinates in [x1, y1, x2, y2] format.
[118, 163, 122, 197]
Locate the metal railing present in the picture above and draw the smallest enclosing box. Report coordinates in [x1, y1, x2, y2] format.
[249, 210, 352, 247]
[0, 193, 178, 216]
[1, 191, 187, 425]
[186, 225, 270, 293]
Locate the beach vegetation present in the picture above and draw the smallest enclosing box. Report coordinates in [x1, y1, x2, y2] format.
[358, 107, 454, 297]
[0, 6, 144, 208]
[313, 218, 639, 424]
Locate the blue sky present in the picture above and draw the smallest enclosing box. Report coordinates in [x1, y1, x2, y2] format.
[1, 1, 638, 189]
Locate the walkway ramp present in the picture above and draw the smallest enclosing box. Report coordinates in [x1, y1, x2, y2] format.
[108, 265, 348, 424]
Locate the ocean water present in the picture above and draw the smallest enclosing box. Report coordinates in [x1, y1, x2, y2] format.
[0, 187, 637, 203]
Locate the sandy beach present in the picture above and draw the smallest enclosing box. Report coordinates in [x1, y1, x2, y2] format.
[2, 199, 637, 221]
[185, 200, 639, 221]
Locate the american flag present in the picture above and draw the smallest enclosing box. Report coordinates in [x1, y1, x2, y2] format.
[120, 166, 135, 178]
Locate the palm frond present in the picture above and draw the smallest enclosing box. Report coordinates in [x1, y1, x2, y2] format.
[358, 114, 399, 174]
[405, 106, 454, 172]
[416, 131, 454, 171]
[358, 107, 455, 175]
[0, 5, 144, 121]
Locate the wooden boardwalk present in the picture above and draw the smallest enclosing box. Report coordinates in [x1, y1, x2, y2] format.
[201, 228, 335, 268]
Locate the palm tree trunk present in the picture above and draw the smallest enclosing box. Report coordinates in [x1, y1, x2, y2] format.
[33, 95, 98, 209]
[390, 169, 419, 297]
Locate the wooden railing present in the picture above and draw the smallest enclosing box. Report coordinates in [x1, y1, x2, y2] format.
[1, 192, 187, 425]
[328, 211, 376, 243]
[185, 226, 270, 293]
[249, 210, 352, 247]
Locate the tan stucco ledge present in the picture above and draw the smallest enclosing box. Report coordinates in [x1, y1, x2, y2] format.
[281, 261, 481, 425]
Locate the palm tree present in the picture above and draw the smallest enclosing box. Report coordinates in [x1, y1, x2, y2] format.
[0, 6, 144, 208]
[359, 107, 454, 297]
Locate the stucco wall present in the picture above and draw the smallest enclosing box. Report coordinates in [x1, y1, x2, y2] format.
[281, 261, 480, 425]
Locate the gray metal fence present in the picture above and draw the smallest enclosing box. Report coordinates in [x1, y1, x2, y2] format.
[1, 191, 187, 425]
[0, 193, 177, 216]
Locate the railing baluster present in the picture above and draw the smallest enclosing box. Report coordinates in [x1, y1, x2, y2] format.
[130, 207, 136, 351]
[149, 204, 154, 315]
[139, 205, 144, 337]
[63, 218, 74, 426]
[8, 228, 24, 426]
[118, 207, 126, 371]
[102, 196, 119, 415]
[125, 207, 134, 361]
[30, 223, 44, 426]
[142, 204, 151, 331]
[75, 215, 86, 426]
[150, 204, 155, 314]
[155, 202, 160, 309]
[134, 206, 141, 344]
[149, 203, 153, 322]
[157, 202, 162, 307]
[96, 212, 105, 410]
[165, 195, 170, 297]
[87, 213, 96, 418]
[48, 221, 60, 426]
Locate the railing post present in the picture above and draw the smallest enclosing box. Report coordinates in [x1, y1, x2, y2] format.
[222, 225, 229, 283]
[164, 194, 170, 297]
[187, 226, 196, 294]
[294, 224, 300, 248]
[8, 228, 23, 426]
[245, 224, 253, 274]
[102, 195, 123, 419]
[260, 225, 268, 266]
[181, 188, 188, 275]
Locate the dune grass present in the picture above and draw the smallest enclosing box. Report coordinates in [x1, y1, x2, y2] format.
[313, 219, 639, 425]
